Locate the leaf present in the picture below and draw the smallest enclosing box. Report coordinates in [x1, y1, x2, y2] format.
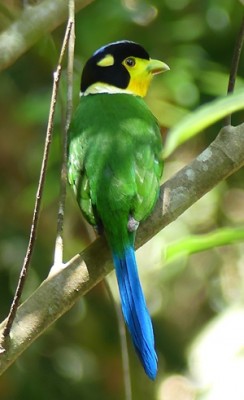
[165, 227, 244, 261]
[163, 90, 244, 158]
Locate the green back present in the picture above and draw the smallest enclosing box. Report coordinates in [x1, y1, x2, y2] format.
[68, 93, 163, 253]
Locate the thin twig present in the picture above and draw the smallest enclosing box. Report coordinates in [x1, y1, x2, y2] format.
[2, 19, 73, 339]
[53, 0, 75, 267]
[224, 15, 244, 126]
[104, 279, 132, 400]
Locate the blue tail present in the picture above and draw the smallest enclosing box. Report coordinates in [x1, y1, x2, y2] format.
[113, 246, 158, 380]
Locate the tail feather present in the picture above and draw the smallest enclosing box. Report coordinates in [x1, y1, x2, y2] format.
[113, 246, 158, 380]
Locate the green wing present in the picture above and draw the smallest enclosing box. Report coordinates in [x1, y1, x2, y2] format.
[67, 93, 163, 244]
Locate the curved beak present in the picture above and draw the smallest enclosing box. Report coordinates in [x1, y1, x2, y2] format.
[147, 58, 170, 75]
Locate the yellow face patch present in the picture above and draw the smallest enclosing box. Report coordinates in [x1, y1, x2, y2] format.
[122, 57, 153, 97]
[122, 57, 169, 97]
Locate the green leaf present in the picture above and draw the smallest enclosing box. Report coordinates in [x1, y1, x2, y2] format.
[165, 227, 244, 261]
[163, 90, 244, 158]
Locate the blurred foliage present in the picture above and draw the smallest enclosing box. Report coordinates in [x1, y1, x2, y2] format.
[163, 89, 244, 157]
[0, 0, 243, 399]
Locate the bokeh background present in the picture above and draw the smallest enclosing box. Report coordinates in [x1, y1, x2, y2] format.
[0, 0, 244, 399]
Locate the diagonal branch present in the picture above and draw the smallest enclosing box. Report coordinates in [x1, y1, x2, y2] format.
[0, 123, 243, 375]
[0, 0, 94, 72]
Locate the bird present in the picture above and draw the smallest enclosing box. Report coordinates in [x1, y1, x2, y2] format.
[67, 40, 169, 380]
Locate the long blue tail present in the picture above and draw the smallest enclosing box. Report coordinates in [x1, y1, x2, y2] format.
[113, 246, 158, 380]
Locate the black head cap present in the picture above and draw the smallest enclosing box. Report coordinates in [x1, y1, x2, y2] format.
[81, 40, 150, 93]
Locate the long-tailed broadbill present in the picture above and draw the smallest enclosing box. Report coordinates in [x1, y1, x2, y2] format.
[67, 40, 169, 379]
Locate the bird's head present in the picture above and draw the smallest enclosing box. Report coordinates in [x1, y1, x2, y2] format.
[80, 40, 169, 97]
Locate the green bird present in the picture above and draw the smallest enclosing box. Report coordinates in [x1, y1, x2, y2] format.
[67, 40, 169, 379]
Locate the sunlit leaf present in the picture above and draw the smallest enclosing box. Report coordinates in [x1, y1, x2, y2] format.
[165, 227, 244, 261]
[164, 90, 244, 158]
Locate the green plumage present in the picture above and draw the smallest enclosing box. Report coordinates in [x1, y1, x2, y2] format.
[67, 40, 168, 379]
[68, 93, 163, 254]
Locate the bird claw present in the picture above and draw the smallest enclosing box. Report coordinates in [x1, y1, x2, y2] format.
[127, 216, 139, 232]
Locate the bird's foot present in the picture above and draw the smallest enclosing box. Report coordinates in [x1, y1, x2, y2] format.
[127, 216, 139, 232]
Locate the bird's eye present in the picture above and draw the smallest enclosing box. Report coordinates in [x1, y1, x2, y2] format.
[125, 57, 136, 67]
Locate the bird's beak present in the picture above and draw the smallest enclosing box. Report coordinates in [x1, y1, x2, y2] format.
[147, 58, 170, 75]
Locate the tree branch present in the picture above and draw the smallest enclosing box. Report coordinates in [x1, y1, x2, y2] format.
[0, 0, 94, 72]
[0, 123, 243, 375]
